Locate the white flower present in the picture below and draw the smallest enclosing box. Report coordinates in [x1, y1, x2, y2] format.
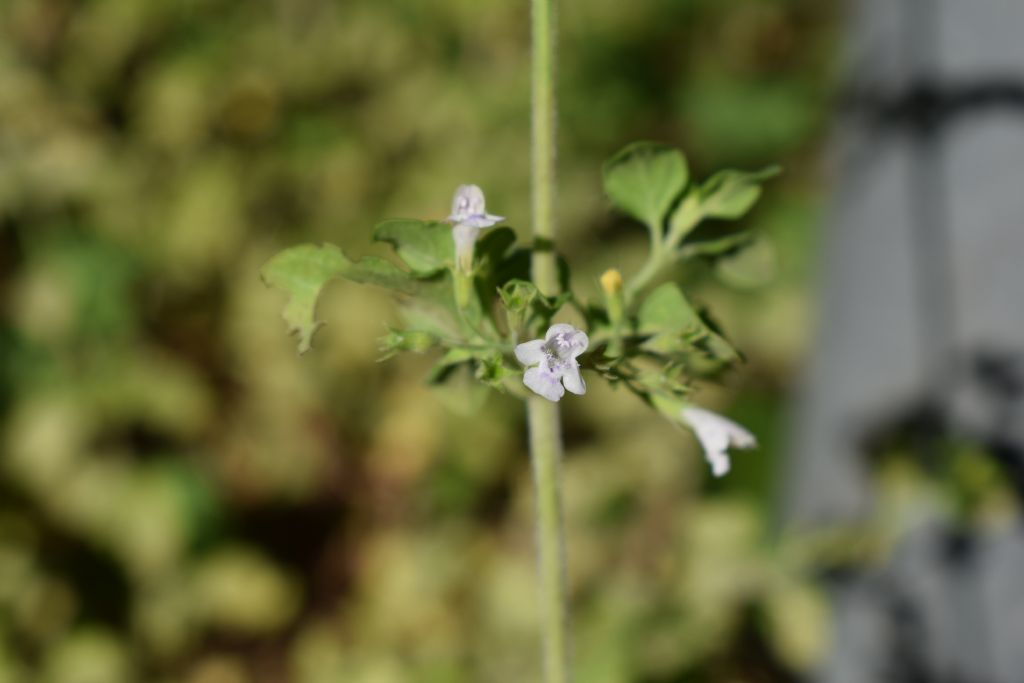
[448, 184, 504, 228]
[515, 323, 589, 402]
[448, 184, 504, 272]
[680, 406, 757, 477]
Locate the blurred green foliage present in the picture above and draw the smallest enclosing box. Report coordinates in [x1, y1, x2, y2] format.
[0, 0, 839, 681]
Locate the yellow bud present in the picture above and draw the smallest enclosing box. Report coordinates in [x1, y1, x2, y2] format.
[600, 269, 623, 295]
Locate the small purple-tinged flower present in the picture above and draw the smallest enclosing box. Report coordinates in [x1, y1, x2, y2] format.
[448, 184, 504, 272]
[515, 323, 589, 402]
[449, 184, 504, 228]
[680, 406, 757, 477]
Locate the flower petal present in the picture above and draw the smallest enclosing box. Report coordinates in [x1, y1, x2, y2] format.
[458, 214, 503, 229]
[452, 223, 480, 271]
[681, 407, 756, 450]
[545, 323, 577, 341]
[450, 184, 486, 222]
[725, 422, 757, 449]
[566, 329, 589, 358]
[680, 406, 756, 477]
[706, 450, 731, 477]
[515, 339, 547, 366]
[545, 323, 589, 358]
[561, 362, 586, 395]
[691, 422, 730, 455]
[524, 366, 565, 402]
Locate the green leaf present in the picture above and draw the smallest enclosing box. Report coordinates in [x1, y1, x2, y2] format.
[714, 236, 777, 289]
[637, 282, 704, 341]
[373, 219, 454, 275]
[666, 191, 703, 246]
[636, 283, 739, 361]
[603, 142, 688, 231]
[475, 227, 517, 272]
[679, 228, 753, 258]
[397, 293, 461, 341]
[699, 166, 780, 220]
[343, 255, 418, 290]
[260, 243, 412, 353]
[650, 392, 688, 421]
[476, 227, 524, 322]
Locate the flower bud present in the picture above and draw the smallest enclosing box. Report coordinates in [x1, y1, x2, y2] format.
[601, 268, 625, 338]
[600, 268, 623, 296]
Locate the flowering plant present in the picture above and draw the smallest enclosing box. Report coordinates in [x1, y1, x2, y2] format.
[260, 5, 774, 680]
[261, 144, 773, 476]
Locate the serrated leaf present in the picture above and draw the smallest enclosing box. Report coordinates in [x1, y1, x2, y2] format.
[260, 243, 412, 353]
[699, 166, 780, 220]
[373, 219, 454, 275]
[603, 142, 688, 230]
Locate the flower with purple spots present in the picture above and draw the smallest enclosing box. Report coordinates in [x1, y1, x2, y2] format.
[515, 323, 589, 402]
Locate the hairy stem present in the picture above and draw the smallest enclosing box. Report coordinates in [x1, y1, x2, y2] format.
[527, 395, 569, 683]
[528, 1, 570, 682]
[623, 205, 701, 306]
[623, 251, 667, 304]
[531, 0, 558, 297]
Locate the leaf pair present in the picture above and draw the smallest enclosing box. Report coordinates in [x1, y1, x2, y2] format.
[602, 141, 778, 251]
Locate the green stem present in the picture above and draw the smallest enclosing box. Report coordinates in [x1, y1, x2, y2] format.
[531, 0, 558, 297]
[527, 396, 569, 683]
[623, 251, 667, 305]
[529, 1, 570, 682]
[623, 206, 701, 306]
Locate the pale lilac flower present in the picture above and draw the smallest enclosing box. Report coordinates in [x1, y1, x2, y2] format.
[680, 406, 757, 477]
[448, 184, 504, 272]
[515, 323, 589, 402]
[448, 184, 504, 228]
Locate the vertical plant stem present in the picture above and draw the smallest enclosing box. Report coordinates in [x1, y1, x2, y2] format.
[531, 0, 558, 296]
[529, 1, 569, 683]
[527, 396, 569, 683]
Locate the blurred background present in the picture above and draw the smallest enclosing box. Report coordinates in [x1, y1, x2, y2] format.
[2, 0, 1022, 682]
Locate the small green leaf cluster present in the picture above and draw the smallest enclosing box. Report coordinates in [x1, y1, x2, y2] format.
[592, 142, 777, 412]
[261, 142, 777, 407]
[602, 142, 779, 297]
[260, 213, 543, 393]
